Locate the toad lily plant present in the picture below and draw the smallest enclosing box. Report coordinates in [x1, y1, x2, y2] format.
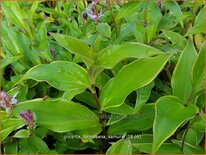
[1, 0, 205, 154]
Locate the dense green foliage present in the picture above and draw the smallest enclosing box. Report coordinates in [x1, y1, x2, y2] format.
[0, 0, 205, 154]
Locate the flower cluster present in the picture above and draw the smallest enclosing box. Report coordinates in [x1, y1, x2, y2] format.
[0, 91, 18, 114]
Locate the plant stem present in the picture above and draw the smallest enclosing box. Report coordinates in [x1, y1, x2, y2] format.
[90, 85, 108, 138]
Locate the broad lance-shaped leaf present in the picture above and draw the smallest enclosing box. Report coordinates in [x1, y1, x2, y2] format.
[99, 54, 170, 110]
[192, 42, 205, 93]
[97, 42, 164, 69]
[50, 33, 94, 67]
[13, 99, 100, 132]
[20, 61, 90, 91]
[171, 40, 197, 104]
[106, 139, 132, 154]
[152, 96, 198, 153]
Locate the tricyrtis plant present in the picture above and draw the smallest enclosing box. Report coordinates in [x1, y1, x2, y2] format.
[0, 0, 205, 154]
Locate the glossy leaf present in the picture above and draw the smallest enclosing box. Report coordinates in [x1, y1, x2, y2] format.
[152, 96, 198, 153]
[108, 104, 155, 135]
[97, 43, 164, 69]
[13, 99, 100, 132]
[100, 54, 170, 110]
[171, 41, 197, 104]
[50, 33, 94, 67]
[1, 119, 25, 141]
[13, 129, 30, 138]
[20, 61, 90, 91]
[106, 139, 132, 154]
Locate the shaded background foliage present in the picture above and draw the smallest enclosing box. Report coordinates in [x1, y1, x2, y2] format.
[0, 0, 205, 154]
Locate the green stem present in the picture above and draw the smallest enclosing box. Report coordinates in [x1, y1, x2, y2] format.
[90, 85, 108, 138]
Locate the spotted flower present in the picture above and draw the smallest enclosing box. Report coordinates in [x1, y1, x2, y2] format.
[20, 109, 35, 127]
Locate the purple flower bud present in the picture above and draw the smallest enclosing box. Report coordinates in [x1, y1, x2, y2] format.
[20, 109, 35, 127]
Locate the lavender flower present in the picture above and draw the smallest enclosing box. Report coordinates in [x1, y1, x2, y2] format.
[20, 109, 35, 127]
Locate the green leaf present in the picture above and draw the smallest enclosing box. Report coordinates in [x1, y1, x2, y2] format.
[163, 1, 183, 27]
[132, 135, 182, 154]
[152, 96, 198, 153]
[13, 99, 100, 132]
[162, 30, 187, 50]
[134, 82, 154, 114]
[13, 129, 30, 138]
[172, 139, 204, 154]
[96, 23, 111, 38]
[2, 2, 32, 38]
[4, 141, 18, 154]
[108, 104, 155, 135]
[50, 33, 94, 67]
[146, 1, 162, 43]
[115, 1, 142, 21]
[20, 61, 90, 91]
[185, 8, 205, 36]
[1, 55, 23, 69]
[97, 42, 164, 69]
[100, 54, 170, 110]
[106, 139, 132, 154]
[27, 134, 49, 153]
[1, 119, 25, 141]
[171, 41, 197, 104]
[36, 22, 53, 62]
[18, 134, 49, 154]
[185, 128, 204, 146]
[192, 42, 205, 93]
[105, 103, 134, 115]
[191, 112, 205, 132]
